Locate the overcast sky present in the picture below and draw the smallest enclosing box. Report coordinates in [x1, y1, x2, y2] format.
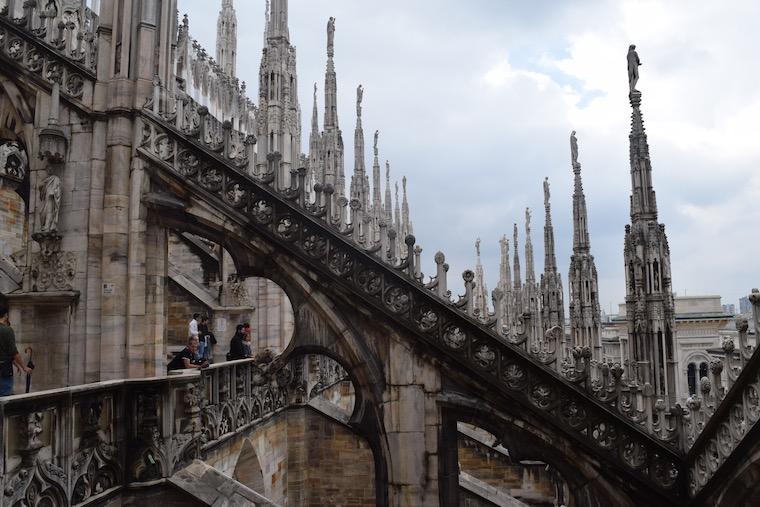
[179, 0, 760, 314]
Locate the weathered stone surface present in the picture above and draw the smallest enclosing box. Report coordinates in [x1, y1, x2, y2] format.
[169, 460, 279, 506]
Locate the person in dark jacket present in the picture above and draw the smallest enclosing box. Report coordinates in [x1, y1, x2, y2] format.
[167, 338, 207, 372]
[227, 324, 250, 361]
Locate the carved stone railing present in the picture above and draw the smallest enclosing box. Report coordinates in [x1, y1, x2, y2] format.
[0, 0, 98, 68]
[686, 289, 760, 500]
[136, 110, 684, 502]
[0, 0, 96, 108]
[0, 356, 300, 506]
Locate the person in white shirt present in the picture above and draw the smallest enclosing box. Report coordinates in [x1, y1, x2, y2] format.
[188, 312, 200, 357]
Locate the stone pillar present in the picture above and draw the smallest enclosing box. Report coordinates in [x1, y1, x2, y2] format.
[383, 336, 441, 505]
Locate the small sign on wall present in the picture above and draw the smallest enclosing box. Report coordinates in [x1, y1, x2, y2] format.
[102, 283, 115, 295]
[215, 318, 227, 333]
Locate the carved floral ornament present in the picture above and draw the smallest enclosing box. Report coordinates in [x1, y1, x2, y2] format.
[136, 114, 684, 497]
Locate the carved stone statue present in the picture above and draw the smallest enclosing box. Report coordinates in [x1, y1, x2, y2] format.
[327, 17, 335, 53]
[475, 238, 481, 257]
[373, 130, 379, 157]
[525, 207, 532, 232]
[627, 44, 641, 92]
[570, 130, 578, 167]
[543, 177, 550, 207]
[38, 173, 62, 233]
[356, 84, 363, 118]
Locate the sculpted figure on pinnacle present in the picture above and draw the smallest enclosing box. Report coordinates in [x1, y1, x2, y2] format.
[570, 130, 579, 167]
[327, 17, 336, 53]
[373, 130, 379, 157]
[627, 44, 641, 92]
[356, 84, 363, 117]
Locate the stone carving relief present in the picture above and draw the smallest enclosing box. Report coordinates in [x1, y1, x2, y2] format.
[0, 140, 27, 188]
[30, 242, 76, 292]
[221, 273, 251, 307]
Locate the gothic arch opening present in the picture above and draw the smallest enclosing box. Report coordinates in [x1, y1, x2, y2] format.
[290, 352, 356, 423]
[456, 422, 570, 506]
[166, 230, 294, 360]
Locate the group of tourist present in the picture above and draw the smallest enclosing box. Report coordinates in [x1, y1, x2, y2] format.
[167, 313, 255, 372]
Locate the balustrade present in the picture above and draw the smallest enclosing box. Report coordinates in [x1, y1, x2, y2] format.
[0, 356, 309, 505]
[0, 0, 98, 71]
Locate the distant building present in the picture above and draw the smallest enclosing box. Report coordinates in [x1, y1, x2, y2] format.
[723, 304, 736, 315]
[740, 297, 752, 315]
[603, 295, 751, 403]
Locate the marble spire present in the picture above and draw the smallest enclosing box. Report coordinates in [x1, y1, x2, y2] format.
[571, 131, 591, 253]
[498, 235, 512, 292]
[351, 85, 367, 208]
[321, 17, 344, 201]
[498, 234, 512, 327]
[512, 224, 521, 291]
[394, 181, 401, 237]
[473, 238, 490, 319]
[266, 0, 290, 41]
[216, 0, 237, 76]
[308, 83, 321, 187]
[524, 208, 535, 285]
[627, 45, 657, 221]
[256, 0, 300, 187]
[568, 131, 600, 358]
[543, 178, 557, 273]
[622, 46, 676, 407]
[384, 161, 393, 226]
[541, 178, 565, 334]
[401, 176, 412, 236]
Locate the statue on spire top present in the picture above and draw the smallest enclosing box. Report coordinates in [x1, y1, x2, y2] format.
[327, 17, 336, 53]
[476, 238, 481, 258]
[627, 44, 641, 92]
[373, 130, 379, 156]
[570, 130, 579, 167]
[543, 177, 550, 208]
[356, 85, 363, 117]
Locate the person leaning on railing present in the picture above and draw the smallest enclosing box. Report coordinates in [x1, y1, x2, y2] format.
[168, 337, 209, 372]
[0, 305, 32, 396]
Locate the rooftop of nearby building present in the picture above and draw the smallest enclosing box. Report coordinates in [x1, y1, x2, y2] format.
[610, 294, 734, 322]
